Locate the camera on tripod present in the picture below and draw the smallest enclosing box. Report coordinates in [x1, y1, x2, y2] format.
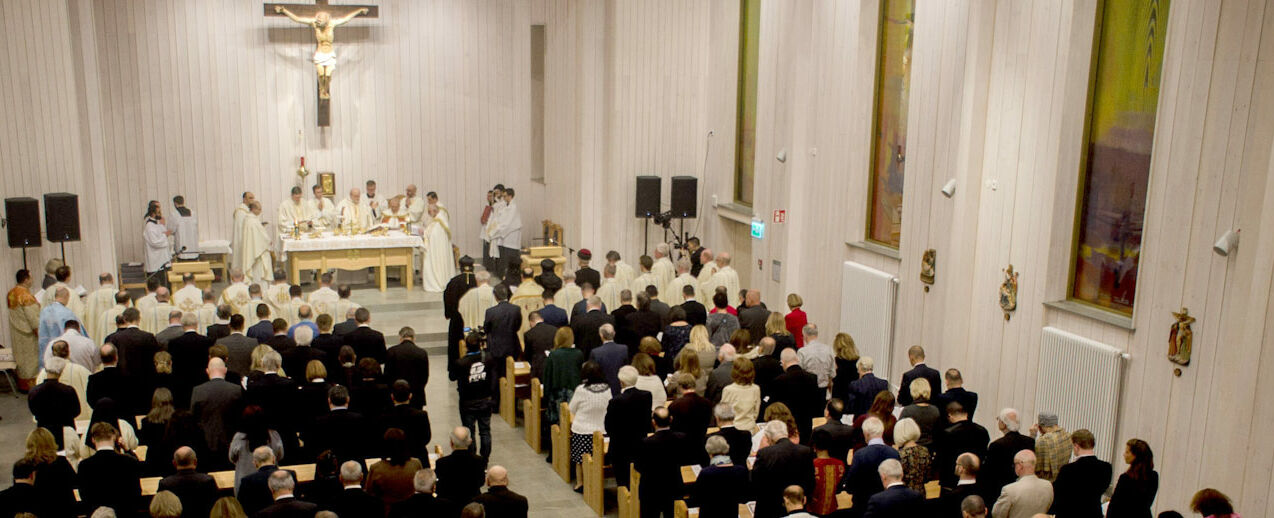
[652, 211, 675, 228]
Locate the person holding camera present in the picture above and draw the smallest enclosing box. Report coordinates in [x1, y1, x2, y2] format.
[454, 331, 497, 458]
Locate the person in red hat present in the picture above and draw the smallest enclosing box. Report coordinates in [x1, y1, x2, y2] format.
[574, 249, 600, 290]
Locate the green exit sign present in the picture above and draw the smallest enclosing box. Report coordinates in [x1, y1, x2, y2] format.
[750, 219, 765, 239]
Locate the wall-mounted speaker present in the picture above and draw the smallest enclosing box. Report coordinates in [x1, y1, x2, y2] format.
[670, 176, 698, 218]
[635, 176, 662, 217]
[5, 197, 41, 248]
[43, 193, 80, 243]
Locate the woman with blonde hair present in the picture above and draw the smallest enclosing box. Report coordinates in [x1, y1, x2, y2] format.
[631, 353, 668, 411]
[766, 311, 796, 357]
[831, 332, 860, 403]
[149, 490, 183, 518]
[720, 356, 760, 430]
[784, 293, 808, 348]
[140, 387, 203, 476]
[667, 348, 707, 393]
[899, 379, 939, 447]
[208, 496, 248, 518]
[893, 418, 931, 492]
[543, 326, 584, 429]
[24, 428, 76, 516]
[639, 336, 671, 378]
[684, 325, 717, 372]
[250, 344, 285, 378]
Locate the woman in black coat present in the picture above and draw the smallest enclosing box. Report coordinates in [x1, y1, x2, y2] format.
[1106, 438, 1159, 518]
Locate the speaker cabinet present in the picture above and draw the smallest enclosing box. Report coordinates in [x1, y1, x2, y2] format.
[635, 176, 662, 217]
[5, 197, 41, 248]
[670, 176, 698, 218]
[43, 193, 80, 243]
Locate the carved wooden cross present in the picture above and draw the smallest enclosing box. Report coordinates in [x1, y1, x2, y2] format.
[263, 0, 379, 127]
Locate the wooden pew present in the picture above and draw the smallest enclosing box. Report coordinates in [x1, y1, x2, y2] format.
[498, 357, 531, 426]
[580, 430, 606, 515]
[550, 402, 573, 482]
[674, 500, 753, 518]
[617, 463, 640, 518]
[812, 416, 827, 428]
[522, 378, 543, 453]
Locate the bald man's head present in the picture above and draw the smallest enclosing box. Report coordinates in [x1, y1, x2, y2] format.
[486, 465, 509, 487]
[173, 446, 197, 469]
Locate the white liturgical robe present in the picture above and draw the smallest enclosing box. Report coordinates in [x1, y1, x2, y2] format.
[613, 261, 636, 292]
[596, 278, 621, 314]
[277, 199, 316, 232]
[337, 198, 372, 230]
[457, 285, 496, 331]
[167, 210, 199, 260]
[240, 213, 273, 285]
[230, 204, 251, 273]
[173, 284, 203, 314]
[143, 303, 175, 334]
[554, 283, 583, 312]
[422, 212, 456, 293]
[307, 197, 337, 229]
[666, 273, 703, 305]
[651, 257, 675, 292]
[490, 200, 522, 255]
[144, 219, 171, 273]
[307, 286, 340, 319]
[380, 208, 410, 230]
[406, 196, 426, 227]
[264, 283, 291, 321]
[696, 262, 720, 296]
[705, 266, 740, 303]
[630, 272, 658, 296]
[136, 293, 158, 318]
[83, 285, 117, 346]
[218, 282, 252, 317]
[95, 304, 127, 347]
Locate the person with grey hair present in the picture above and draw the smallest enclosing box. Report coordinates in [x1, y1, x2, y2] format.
[961, 494, 989, 518]
[752, 419, 814, 518]
[588, 323, 629, 395]
[570, 294, 614, 355]
[986, 408, 1036, 499]
[27, 355, 80, 448]
[280, 323, 326, 381]
[770, 346, 823, 441]
[156, 309, 187, 346]
[992, 450, 1053, 518]
[330, 460, 383, 518]
[845, 416, 901, 518]
[705, 343, 737, 403]
[708, 402, 752, 466]
[385, 325, 430, 409]
[167, 312, 214, 407]
[89, 507, 117, 518]
[797, 323, 834, 390]
[690, 434, 750, 517]
[233, 443, 289, 514]
[257, 469, 319, 515]
[435, 426, 488, 504]
[864, 457, 923, 515]
[604, 364, 652, 487]
[846, 355, 889, 416]
[389, 468, 455, 516]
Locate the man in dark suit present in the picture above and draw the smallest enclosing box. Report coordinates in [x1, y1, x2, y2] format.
[898, 345, 942, 407]
[281, 326, 327, 382]
[306, 385, 371, 464]
[385, 327, 431, 408]
[864, 459, 924, 517]
[168, 313, 213, 407]
[679, 285, 708, 327]
[935, 402, 990, 489]
[190, 358, 243, 470]
[984, 408, 1035, 500]
[847, 356, 890, 417]
[111, 308, 162, 411]
[814, 398, 855, 463]
[644, 285, 671, 325]
[77, 422, 142, 515]
[311, 314, 343, 373]
[605, 367, 653, 486]
[390, 469, 455, 517]
[935, 368, 979, 421]
[216, 314, 257, 376]
[256, 470, 319, 518]
[611, 290, 638, 349]
[158, 446, 218, 518]
[473, 466, 529, 518]
[571, 297, 615, 358]
[752, 338, 784, 402]
[381, 381, 433, 463]
[752, 420, 815, 518]
[768, 348, 822, 441]
[705, 344, 736, 404]
[333, 306, 360, 337]
[86, 343, 126, 410]
[571, 283, 607, 321]
[332, 461, 385, 518]
[435, 426, 489, 504]
[522, 311, 557, 379]
[237, 448, 296, 515]
[483, 284, 523, 391]
[574, 249, 601, 289]
[245, 351, 296, 421]
[737, 290, 769, 343]
[538, 291, 568, 328]
[627, 292, 664, 347]
[265, 318, 296, 354]
[588, 324, 629, 395]
[344, 307, 387, 365]
[27, 358, 79, 447]
[247, 303, 275, 343]
[843, 417, 900, 518]
[708, 403, 753, 467]
[1049, 429, 1113, 518]
[941, 453, 992, 518]
[667, 373, 714, 454]
[637, 407, 692, 518]
[0, 458, 39, 516]
[206, 304, 232, 342]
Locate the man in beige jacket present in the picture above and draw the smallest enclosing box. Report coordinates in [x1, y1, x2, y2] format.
[992, 450, 1053, 518]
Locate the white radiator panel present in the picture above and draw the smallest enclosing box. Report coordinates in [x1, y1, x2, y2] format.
[1035, 326, 1127, 462]
[839, 261, 899, 384]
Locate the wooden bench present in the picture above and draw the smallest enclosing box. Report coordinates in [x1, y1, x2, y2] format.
[674, 500, 752, 518]
[616, 463, 640, 518]
[498, 357, 531, 426]
[550, 402, 573, 483]
[166, 261, 215, 290]
[580, 430, 607, 515]
[522, 378, 543, 453]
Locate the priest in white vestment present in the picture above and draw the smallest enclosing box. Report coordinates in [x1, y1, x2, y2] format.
[264, 271, 292, 321]
[82, 273, 117, 346]
[427, 191, 450, 224]
[230, 192, 256, 273]
[307, 273, 340, 318]
[554, 272, 584, 312]
[95, 294, 129, 348]
[142, 288, 175, 334]
[630, 257, 659, 296]
[422, 205, 456, 293]
[666, 258, 703, 305]
[40, 267, 86, 326]
[240, 203, 273, 285]
[510, 269, 545, 337]
[277, 187, 317, 234]
[286, 289, 306, 326]
[197, 291, 217, 331]
[380, 196, 410, 230]
[362, 180, 383, 222]
[144, 209, 172, 275]
[651, 243, 676, 291]
[136, 283, 158, 317]
[605, 251, 637, 292]
[334, 290, 361, 324]
[705, 253, 741, 302]
[173, 275, 204, 314]
[595, 265, 622, 313]
[167, 196, 199, 260]
[218, 270, 253, 317]
[457, 271, 497, 332]
[337, 188, 373, 231]
[404, 185, 426, 230]
[307, 184, 337, 229]
[696, 248, 720, 295]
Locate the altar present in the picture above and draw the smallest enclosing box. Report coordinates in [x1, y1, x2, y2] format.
[280, 231, 423, 291]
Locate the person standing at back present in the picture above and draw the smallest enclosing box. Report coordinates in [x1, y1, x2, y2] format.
[897, 345, 941, 407]
[1048, 429, 1112, 518]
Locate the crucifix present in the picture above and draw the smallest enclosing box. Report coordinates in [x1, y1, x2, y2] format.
[264, 0, 379, 127]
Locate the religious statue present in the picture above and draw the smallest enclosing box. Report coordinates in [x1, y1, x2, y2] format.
[274, 5, 370, 99]
[1168, 307, 1195, 366]
[920, 249, 936, 286]
[999, 264, 1018, 321]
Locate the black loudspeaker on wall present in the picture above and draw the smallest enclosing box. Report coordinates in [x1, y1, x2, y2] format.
[670, 176, 698, 218]
[43, 193, 80, 243]
[5, 197, 42, 248]
[635, 176, 662, 217]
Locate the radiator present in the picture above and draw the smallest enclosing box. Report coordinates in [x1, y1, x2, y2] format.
[1034, 326, 1128, 462]
[839, 261, 900, 385]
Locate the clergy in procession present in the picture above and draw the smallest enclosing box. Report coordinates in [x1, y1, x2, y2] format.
[142, 287, 174, 334]
[554, 271, 584, 312]
[404, 184, 426, 228]
[695, 248, 719, 293]
[427, 191, 450, 223]
[705, 253, 740, 301]
[240, 202, 274, 284]
[95, 291, 130, 349]
[422, 205, 456, 293]
[9, 270, 42, 389]
[337, 187, 374, 230]
[40, 265, 86, 325]
[197, 290, 218, 331]
[596, 264, 622, 313]
[307, 272, 340, 318]
[307, 183, 337, 229]
[278, 186, 317, 233]
[230, 192, 256, 273]
[167, 195, 199, 260]
[651, 243, 676, 290]
[666, 257, 702, 305]
[37, 288, 80, 369]
[137, 278, 160, 317]
[443, 256, 477, 381]
[144, 201, 173, 276]
[83, 273, 118, 345]
[285, 285, 306, 326]
[605, 251, 636, 292]
[380, 195, 410, 229]
[631, 256, 658, 295]
[511, 267, 545, 336]
[218, 269, 253, 317]
[173, 273, 203, 314]
[457, 270, 497, 338]
[264, 270, 292, 319]
[334, 285, 361, 324]
[363, 180, 383, 221]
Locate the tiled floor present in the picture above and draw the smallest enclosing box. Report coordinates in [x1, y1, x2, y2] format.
[0, 281, 608, 517]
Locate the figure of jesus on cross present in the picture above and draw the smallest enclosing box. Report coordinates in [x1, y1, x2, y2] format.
[269, 1, 374, 100]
